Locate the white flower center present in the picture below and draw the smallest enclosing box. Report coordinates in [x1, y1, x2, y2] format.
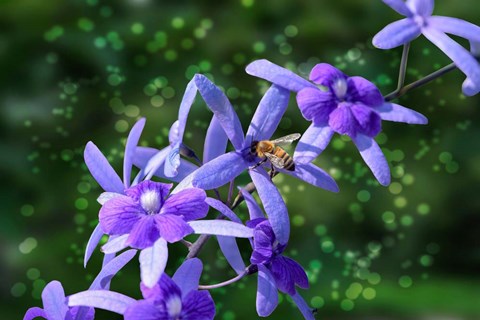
[140, 190, 161, 214]
[332, 78, 348, 100]
[166, 295, 182, 318]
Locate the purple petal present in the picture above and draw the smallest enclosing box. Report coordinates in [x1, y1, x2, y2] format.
[249, 169, 289, 244]
[350, 103, 382, 137]
[217, 236, 246, 275]
[256, 265, 278, 317]
[42, 281, 68, 320]
[372, 18, 421, 49]
[68, 290, 136, 315]
[462, 77, 480, 96]
[291, 291, 316, 320]
[155, 214, 194, 243]
[189, 220, 253, 238]
[407, 0, 434, 16]
[428, 16, 480, 43]
[296, 87, 336, 125]
[84, 142, 124, 194]
[382, 0, 413, 17]
[101, 235, 129, 254]
[194, 74, 245, 150]
[270, 257, 295, 295]
[124, 300, 167, 320]
[423, 27, 480, 84]
[246, 59, 316, 92]
[309, 63, 346, 87]
[137, 146, 170, 181]
[97, 192, 123, 205]
[191, 151, 248, 190]
[280, 257, 309, 289]
[377, 102, 428, 124]
[161, 188, 208, 221]
[181, 291, 216, 320]
[139, 238, 168, 288]
[24, 307, 46, 320]
[293, 123, 334, 164]
[90, 250, 137, 290]
[283, 163, 339, 192]
[176, 78, 198, 141]
[328, 102, 358, 137]
[245, 84, 290, 143]
[203, 116, 228, 163]
[164, 142, 181, 178]
[352, 134, 391, 186]
[172, 258, 203, 296]
[250, 224, 274, 265]
[84, 224, 104, 268]
[141, 273, 181, 302]
[205, 197, 241, 223]
[71, 306, 95, 320]
[99, 195, 142, 235]
[123, 118, 146, 188]
[347, 76, 384, 107]
[239, 188, 264, 220]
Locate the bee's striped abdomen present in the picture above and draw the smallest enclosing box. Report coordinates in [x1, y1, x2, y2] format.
[274, 147, 295, 171]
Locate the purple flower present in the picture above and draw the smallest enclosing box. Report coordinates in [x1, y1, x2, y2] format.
[373, 0, 480, 96]
[246, 60, 428, 186]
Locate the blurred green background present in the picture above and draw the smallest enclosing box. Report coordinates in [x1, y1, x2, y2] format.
[1, 0, 480, 319]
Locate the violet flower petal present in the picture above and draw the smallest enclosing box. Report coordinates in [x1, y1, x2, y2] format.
[240, 188, 264, 220]
[126, 216, 160, 249]
[347, 76, 384, 107]
[99, 195, 142, 235]
[249, 169, 289, 244]
[428, 16, 480, 43]
[246, 59, 316, 92]
[24, 307, 46, 320]
[309, 63, 346, 87]
[164, 141, 181, 178]
[352, 134, 391, 186]
[256, 265, 278, 317]
[181, 291, 216, 320]
[296, 88, 336, 125]
[423, 27, 480, 85]
[281, 257, 309, 289]
[194, 74, 245, 150]
[161, 188, 208, 221]
[155, 214, 194, 243]
[407, 0, 434, 16]
[136, 146, 170, 181]
[291, 291, 316, 320]
[84, 142, 124, 194]
[377, 102, 428, 124]
[350, 103, 382, 137]
[101, 235, 129, 254]
[97, 192, 123, 205]
[217, 236, 246, 275]
[139, 238, 168, 288]
[328, 102, 358, 137]
[245, 84, 290, 143]
[124, 300, 166, 320]
[123, 118, 146, 188]
[293, 123, 334, 164]
[282, 163, 339, 192]
[270, 257, 295, 295]
[172, 258, 203, 297]
[42, 281, 69, 320]
[205, 197, 241, 223]
[68, 291, 135, 315]
[372, 18, 421, 49]
[203, 116, 228, 163]
[382, 0, 413, 17]
[84, 224, 104, 268]
[177, 78, 198, 140]
[89, 249, 137, 290]
[188, 220, 254, 238]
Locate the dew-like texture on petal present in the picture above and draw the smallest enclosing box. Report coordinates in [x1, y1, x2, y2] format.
[90, 250, 137, 290]
[177, 78, 198, 140]
[296, 88, 336, 124]
[282, 163, 339, 192]
[256, 265, 278, 317]
[347, 76, 384, 107]
[139, 238, 168, 288]
[24, 307, 46, 320]
[372, 18, 421, 49]
[155, 214, 193, 243]
[294, 123, 334, 164]
[352, 134, 391, 186]
[84, 142, 124, 194]
[84, 224, 104, 268]
[407, 0, 434, 16]
[161, 188, 208, 221]
[382, 0, 412, 17]
[181, 290, 216, 320]
[218, 236, 246, 275]
[309, 63, 346, 87]
[126, 215, 160, 249]
[192, 151, 248, 190]
[189, 220, 253, 238]
[249, 169, 289, 244]
[172, 258, 203, 297]
[291, 291, 316, 320]
[240, 188, 265, 220]
[68, 290, 136, 315]
[99, 195, 142, 236]
[429, 16, 480, 43]
[203, 116, 228, 163]
[245, 84, 290, 143]
[205, 197, 241, 223]
[123, 118, 146, 188]
[194, 74, 245, 150]
[124, 300, 167, 320]
[42, 281, 68, 320]
[377, 103, 428, 124]
[246, 59, 316, 92]
[423, 27, 480, 86]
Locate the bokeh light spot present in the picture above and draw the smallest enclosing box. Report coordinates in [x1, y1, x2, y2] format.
[21, 204, 35, 217]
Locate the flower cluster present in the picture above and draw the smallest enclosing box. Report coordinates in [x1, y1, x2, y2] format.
[25, 1, 480, 319]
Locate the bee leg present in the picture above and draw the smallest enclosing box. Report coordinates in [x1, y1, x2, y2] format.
[269, 164, 276, 179]
[249, 158, 267, 170]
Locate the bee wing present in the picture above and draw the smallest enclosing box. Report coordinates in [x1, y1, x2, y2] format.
[270, 133, 301, 146]
[264, 152, 285, 168]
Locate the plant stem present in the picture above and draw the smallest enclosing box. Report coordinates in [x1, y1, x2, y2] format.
[396, 43, 410, 91]
[198, 269, 248, 290]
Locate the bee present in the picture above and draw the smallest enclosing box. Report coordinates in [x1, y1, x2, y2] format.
[250, 133, 301, 173]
